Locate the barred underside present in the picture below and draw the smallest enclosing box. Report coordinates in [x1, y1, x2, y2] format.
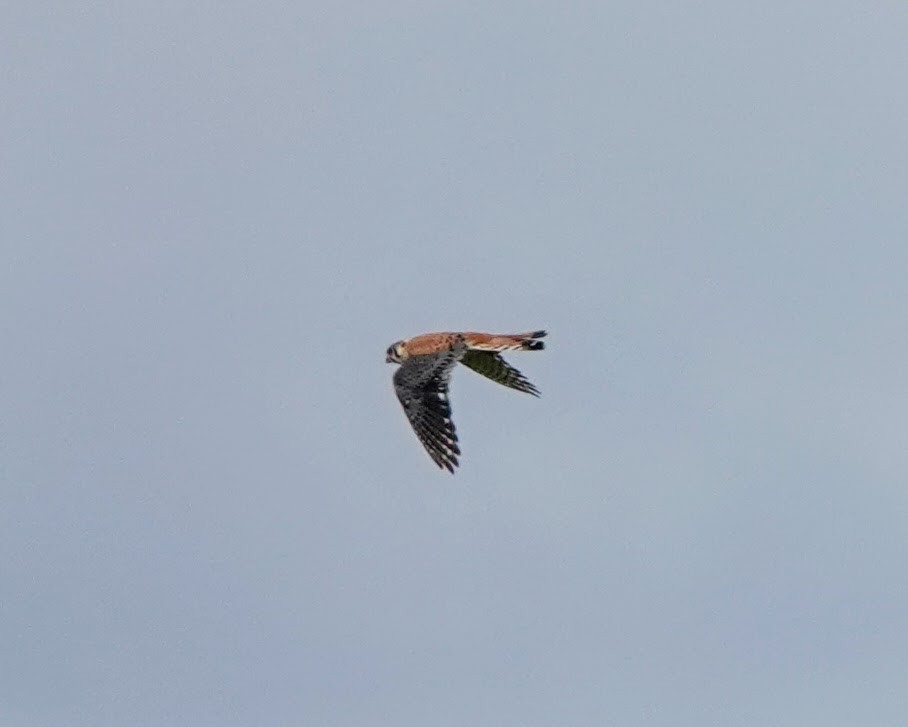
[460, 350, 541, 397]
[392, 338, 466, 473]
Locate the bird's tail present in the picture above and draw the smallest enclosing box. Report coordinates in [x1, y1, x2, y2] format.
[518, 330, 547, 351]
[464, 330, 547, 353]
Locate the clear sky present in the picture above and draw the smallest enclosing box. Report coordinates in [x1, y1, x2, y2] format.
[3, 3, 908, 725]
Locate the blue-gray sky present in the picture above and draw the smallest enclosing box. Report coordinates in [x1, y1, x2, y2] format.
[3, 3, 908, 725]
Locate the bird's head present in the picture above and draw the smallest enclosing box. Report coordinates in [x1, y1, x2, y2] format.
[385, 341, 406, 363]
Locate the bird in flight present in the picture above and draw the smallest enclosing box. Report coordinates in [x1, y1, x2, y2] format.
[386, 330, 547, 473]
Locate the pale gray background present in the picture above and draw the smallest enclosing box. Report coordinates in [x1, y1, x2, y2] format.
[3, 2, 908, 725]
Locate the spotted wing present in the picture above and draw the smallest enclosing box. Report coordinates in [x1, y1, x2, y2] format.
[393, 346, 464, 473]
[460, 350, 541, 397]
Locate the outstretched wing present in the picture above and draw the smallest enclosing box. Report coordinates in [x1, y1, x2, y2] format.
[460, 350, 540, 397]
[392, 343, 465, 473]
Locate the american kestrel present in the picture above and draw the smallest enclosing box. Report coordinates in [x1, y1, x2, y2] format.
[385, 330, 547, 473]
